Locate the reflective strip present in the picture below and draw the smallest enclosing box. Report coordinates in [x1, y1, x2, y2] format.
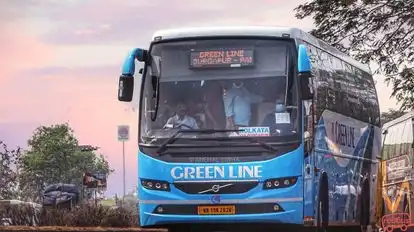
[315, 148, 378, 164]
[138, 197, 303, 205]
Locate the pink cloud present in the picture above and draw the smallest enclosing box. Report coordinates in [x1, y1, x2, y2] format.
[41, 0, 312, 45]
[0, 23, 54, 86]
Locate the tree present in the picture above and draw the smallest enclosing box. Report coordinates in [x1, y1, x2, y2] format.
[0, 141, 22, 199]
[18, 123, 113, 202]
[295, 0, 414, 110]
[380, 108, 407, 125]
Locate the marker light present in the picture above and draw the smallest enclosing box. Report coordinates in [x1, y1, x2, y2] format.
[266, 182, 272, 188]
[141, 178, 170, 192]
[263, 176, 298, 190]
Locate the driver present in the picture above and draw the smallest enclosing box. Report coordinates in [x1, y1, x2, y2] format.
[164, 102, 199, 129]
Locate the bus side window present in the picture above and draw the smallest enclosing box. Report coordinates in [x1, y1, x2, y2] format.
[412, 118, 414, 149]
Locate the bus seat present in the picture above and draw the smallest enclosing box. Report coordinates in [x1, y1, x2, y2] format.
[256, 102, 276, 126]
[195, 113, 206, 128]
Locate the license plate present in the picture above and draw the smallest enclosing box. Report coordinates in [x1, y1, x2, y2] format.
[197, 205, 236, 215]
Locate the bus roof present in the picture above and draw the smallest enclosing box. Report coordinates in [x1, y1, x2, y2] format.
[382, 110, 414, 131]
[152, 26, 371, 74]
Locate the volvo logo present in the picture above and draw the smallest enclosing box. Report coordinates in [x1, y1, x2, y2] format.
[211, 185, 220, 192]
[211, 195, 221, 204]
[198, 183, 233, 194]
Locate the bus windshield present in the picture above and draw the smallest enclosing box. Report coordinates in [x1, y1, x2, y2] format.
[140, 38, 298, 145]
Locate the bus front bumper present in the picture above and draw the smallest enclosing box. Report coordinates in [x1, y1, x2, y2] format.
[139, 200, 303, 227]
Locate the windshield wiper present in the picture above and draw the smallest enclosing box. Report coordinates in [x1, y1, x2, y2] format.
[240, 137, 278, 153]
[212, 136, 278, 153]
[156, 129, 242, 154]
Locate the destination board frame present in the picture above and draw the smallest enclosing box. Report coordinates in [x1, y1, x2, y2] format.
[189, 48, 255, 69]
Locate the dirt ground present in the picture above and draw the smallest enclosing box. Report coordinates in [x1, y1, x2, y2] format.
[0, 225, 374, 232]
[0, 226, 167, 232]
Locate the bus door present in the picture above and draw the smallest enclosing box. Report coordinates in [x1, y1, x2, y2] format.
[303, 99, 315, 223]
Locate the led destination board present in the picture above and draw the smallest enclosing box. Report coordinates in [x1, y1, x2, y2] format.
[190, 48, 254, 68]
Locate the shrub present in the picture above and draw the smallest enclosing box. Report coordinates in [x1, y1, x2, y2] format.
[0, 204, 39, 226]
[102, 206, 139, 227]
[0, 204, 140, 227]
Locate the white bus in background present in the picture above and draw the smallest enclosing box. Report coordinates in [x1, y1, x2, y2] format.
[379, 111, 414, 222]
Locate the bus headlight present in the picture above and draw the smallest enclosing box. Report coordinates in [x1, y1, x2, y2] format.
[263, 176, 298, 190]
[140, 178, 170, 191]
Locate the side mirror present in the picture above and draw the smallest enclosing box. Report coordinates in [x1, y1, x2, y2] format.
[298, 44, 313, 100]
[121, 48, 147, 76]
[118, 75, 134, 102]
[118, 48, 147, 102]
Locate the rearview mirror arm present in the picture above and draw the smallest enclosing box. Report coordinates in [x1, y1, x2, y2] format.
[118, 48, 148, 102]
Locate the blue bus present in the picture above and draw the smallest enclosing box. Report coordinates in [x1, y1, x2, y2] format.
[117, 26, 381, 232]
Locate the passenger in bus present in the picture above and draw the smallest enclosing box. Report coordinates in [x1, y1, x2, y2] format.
[164, 103, 199, 129]
[186, 100, 196, 115]
[223, 80, 263, 129]
[187, 99, 205, 128]
[203, 81, 226, 129]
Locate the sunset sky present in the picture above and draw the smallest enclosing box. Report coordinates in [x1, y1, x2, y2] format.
[0, 0, 399, 196]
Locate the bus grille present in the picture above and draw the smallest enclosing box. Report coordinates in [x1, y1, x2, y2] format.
[173, 181, 258, 194]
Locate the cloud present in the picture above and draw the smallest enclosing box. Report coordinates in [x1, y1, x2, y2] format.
[0, 2, 55, 85]
[0, 0, 75, 23]
[18, 65, 119, 80]
[0, 65, 124, 122]
[0, 0, 37, 22]
[41, 0, 313, 45]
[0, 121, 40, 147]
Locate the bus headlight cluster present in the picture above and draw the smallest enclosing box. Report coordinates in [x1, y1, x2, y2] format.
[263, 176, 298, 190]
[141, 178, 170, 191]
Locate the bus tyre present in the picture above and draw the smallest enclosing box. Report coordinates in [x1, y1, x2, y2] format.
[360, 180, 370, 232]
[317, 174, 329, 232]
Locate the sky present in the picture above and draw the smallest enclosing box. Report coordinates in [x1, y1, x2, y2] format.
[0, 0, 399, 196]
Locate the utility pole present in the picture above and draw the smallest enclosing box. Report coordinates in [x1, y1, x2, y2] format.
[123, 140, 126, 202]
[117, 125, 129, 205]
